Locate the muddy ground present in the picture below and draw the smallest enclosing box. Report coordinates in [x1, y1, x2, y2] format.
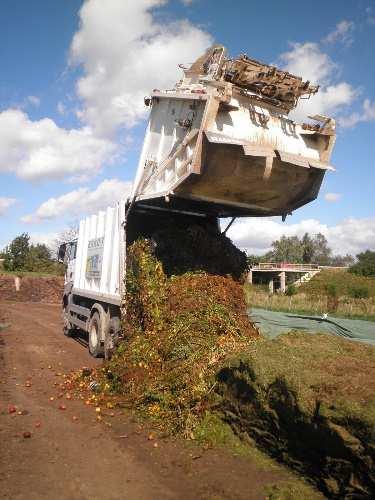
[0, 300, 311, 500]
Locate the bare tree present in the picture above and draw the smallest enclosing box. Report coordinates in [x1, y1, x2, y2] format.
[52, 223, 79, 258]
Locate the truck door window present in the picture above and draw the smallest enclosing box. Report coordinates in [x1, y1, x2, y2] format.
[66, 242, 77, 261]
[70, 242, 77, 260]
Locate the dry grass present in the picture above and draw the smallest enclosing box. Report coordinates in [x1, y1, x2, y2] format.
[245, 286, 375, 320]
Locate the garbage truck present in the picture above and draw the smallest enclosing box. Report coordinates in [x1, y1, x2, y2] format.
[58, 45, 336, 359]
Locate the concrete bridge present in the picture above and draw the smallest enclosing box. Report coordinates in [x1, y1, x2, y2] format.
[248, 262, 320, 293]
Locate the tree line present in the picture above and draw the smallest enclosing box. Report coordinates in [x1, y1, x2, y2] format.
[0, 233, 64, 275]
[1, 230, 374, 278]
[247, 232, 375, 276]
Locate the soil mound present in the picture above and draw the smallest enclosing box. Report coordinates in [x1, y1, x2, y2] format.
[0, 274, 63, 303]
[216, 332, 375, 498]
[106, 239, 258, 434]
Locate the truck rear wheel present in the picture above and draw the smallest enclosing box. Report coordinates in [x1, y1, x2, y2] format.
[88, 312, 104, 357]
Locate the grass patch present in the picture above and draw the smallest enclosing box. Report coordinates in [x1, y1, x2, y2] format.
[300, 269, 375, 297]
[195, 411, 273, 466]
[246, 269, 375, 320]
[245, 282, 375, 321]
[196, 412, 323, 498]
[217, 332, 375, 498]
[263, 481, 323, 500]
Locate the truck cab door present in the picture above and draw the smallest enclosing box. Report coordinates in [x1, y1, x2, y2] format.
[66, 241, 77, 285]
[58, 241, 78, 285]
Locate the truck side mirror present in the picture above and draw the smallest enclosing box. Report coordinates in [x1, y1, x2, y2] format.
[58, 243, 66, 263]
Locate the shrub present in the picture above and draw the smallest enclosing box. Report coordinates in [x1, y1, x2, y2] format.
[350, 250, 375, 277]
[348, 286, 369, 299]
[325, 283, 337, 297]
[285, 284, 297, 296]
[325, 283, 339, 312]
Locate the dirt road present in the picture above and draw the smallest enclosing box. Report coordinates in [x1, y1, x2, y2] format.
[0, 301, 292, 500]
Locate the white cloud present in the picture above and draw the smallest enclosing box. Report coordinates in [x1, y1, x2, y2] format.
[295, 82, 357, 122]
[0, 109, 116, 181]
[278, 42, 357, 121]
[339, 98, 375, 128]
[1, 1, 211, 184]
[69, 0, 212, 136]
[0, 197, 16, 216]
[27, 95, 41, 107]
[324, 20, 355, 46]
[324, 192, 341, 202]
[0, 231, 59, 252]
[279, 42, 335, 84]
[57, 101, 66, 115]
[29, 232, 60, 250]
[227, 217, 375, 257]
[22, 178, 132, 223]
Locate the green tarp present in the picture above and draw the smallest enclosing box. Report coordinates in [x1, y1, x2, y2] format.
[249, 308, 375, 345]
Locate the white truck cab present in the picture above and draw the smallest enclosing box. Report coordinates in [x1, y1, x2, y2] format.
[58, 240, 78, 286]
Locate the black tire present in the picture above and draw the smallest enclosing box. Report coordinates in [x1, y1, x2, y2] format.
[104, 317, 121, 360]
[88, 312, 104, 358]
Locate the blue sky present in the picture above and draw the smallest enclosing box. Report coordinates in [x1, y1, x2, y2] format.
[0, 0, 374, 256]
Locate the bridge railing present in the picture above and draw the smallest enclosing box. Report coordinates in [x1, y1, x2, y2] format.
[251, 262, 320, 272]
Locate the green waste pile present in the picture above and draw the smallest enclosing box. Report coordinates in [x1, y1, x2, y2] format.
[94, 229, 374, 498]
[216, 332, 375, 498]
[151, 223, 248, 281]
[105, 239, 258, 435]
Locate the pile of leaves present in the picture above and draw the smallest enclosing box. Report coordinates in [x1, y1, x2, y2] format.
[217, 332, 375, 498]
[104, 239, 258, 435]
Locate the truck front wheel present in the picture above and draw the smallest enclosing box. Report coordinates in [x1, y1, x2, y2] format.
[62, 294, 75, 337]
[63, 314, 75, 337]
[88, 312, 104, 357]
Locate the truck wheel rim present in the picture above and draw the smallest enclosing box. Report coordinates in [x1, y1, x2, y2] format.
[90, 322, 98, 348]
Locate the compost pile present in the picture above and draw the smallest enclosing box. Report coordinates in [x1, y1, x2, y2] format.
[151, 223, 248, 281]
[105, 238, 258, 435]
[216, 332, 375, 498]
